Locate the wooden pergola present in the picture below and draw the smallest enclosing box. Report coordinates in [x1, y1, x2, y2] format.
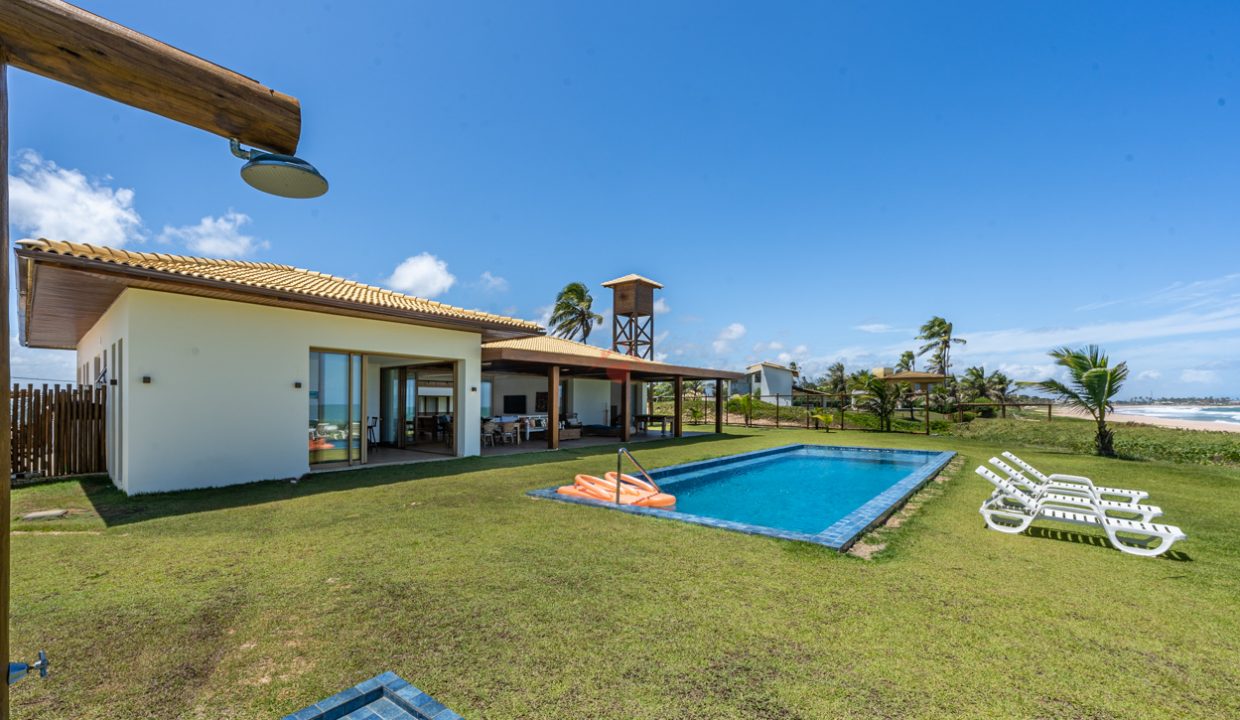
[0, 2, 309, 712]
[482, 340, 742, 448]
[874, 370, 948, 435]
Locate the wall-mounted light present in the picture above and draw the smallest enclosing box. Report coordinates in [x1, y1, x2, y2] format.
[294, 381, 303, 389]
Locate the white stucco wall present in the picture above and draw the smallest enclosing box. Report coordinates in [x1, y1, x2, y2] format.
[82, 288, 483, 494]
[760, 366, 796, 397]
[76, 293, 132, 492]
[487, 373, 549, 416]
[569, 378, 611, 425]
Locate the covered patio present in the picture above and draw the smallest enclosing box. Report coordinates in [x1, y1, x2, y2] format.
[480, 336, 742, 453]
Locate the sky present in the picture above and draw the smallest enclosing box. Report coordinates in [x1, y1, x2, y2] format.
[9, 1, 1240, 398]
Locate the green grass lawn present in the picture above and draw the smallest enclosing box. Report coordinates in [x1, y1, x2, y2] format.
[10, 427, 1240, 719]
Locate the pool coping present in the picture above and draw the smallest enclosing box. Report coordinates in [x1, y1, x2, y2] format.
[527, 444, 956, 551]
[281, 671, 462, 720]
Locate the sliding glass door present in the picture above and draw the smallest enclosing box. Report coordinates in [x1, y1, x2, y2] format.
[309, 350, 363, 465]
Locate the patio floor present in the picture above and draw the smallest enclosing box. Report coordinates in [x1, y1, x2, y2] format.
[480, 430, 713, 457]
[310, 430, 716, 473]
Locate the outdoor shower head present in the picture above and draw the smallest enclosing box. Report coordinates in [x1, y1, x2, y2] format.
[230, 139, 328, 198]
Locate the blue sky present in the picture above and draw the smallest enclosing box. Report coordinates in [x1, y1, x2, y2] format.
[9, 1, 1240, 397]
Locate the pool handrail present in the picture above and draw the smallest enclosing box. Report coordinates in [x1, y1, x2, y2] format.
[616, 447, 661, 504]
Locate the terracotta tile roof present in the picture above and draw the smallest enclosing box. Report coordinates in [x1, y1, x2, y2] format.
[482, 335, 744, 379]
[18, 238, 543, 332]
[484, 335, 660, 363]
[600, 273, 663, 288]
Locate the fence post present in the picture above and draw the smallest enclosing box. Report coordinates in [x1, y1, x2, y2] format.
[1047, 403, 1052, 421]
[775, 395, 780, 429]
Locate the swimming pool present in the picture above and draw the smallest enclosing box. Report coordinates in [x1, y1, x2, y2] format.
[529, 444, 956, 550]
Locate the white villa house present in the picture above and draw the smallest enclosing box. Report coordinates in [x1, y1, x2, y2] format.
[731, 361, 799, 398]
[17, 240, 740, 494]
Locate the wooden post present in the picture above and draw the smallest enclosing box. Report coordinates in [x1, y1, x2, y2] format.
[1001, 402, 1007, 419]
[1, 49, 12, 716]
[1047, 403, 1053, 421]
[714, 379, 723, 434]
[925, 390, 931, 435]
[620, 371, 631, 442]
[775, 394, 780, 428]
[673, 376, 683, 438]
[547, 365, 560, 450]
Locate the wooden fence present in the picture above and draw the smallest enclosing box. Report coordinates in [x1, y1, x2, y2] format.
[10, 384, 107, 479]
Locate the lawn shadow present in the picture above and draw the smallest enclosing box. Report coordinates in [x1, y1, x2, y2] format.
[1023, 525, 1193, 562]
[79, 431, 748, 528]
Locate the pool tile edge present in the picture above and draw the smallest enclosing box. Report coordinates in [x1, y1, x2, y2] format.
[528, 444, 957, 552]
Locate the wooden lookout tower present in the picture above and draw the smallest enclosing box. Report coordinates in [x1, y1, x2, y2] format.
[602, 274, 663, 360]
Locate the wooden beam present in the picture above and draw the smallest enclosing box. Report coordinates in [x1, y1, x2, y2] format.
[673, 375, 683, 438]
[0, 50, 12, 718]
[714, 379, 723, 434]
[0, 0, 301, 153]
[620, 371, 631, 442]
[547, 365, 559, 450]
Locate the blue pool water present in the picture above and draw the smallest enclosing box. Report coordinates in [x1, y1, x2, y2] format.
[668, 449, 925, 534]
[530, 444, 956, 550]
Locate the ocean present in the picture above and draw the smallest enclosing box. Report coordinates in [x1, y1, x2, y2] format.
[1116, 405, 1240, 427]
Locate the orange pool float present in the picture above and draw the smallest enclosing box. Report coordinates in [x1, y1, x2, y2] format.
[604, 472, 660, 494]
[557, 473, 676, 508]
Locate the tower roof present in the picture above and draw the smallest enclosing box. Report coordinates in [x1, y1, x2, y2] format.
[601, 273, 663, 289]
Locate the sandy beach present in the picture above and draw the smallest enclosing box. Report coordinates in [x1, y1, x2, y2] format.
[1053, 406, 1240, 434]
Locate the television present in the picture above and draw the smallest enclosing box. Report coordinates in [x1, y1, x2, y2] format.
[503, 395, 527, 414]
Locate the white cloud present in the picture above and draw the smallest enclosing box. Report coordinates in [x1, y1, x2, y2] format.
[713, 323, 746, 354]
[9, 337, 76, 384]
[477, 271, 509, 292]
[531, 304, 553, 327]
[1180, 369, 1217, 384]
[996, 362, 1060, 383]
[159, 211, 266, 258]
[855, 323, 898, 334]
[653, 298, 670, 314]
[10, 149, 142, 246]
[956, 307, 1240, 358]
[1136, 370, 1162, 381]
[793, 344, 808, 355]
[384, 253, 456, 298]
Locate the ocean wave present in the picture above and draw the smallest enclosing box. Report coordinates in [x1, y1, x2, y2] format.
[1118, 405, 1240, 426]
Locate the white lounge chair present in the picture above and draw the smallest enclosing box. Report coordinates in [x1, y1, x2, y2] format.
[1001, 451, 1149, 504]
[988, 457, 1163, 523]
[976, 466, 1185, 558]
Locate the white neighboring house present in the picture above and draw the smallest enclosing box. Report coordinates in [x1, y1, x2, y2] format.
[732, 362, 800, 398]
[17, 239, 739, 495]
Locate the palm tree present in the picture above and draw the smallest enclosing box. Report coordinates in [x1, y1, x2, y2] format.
[856, 376, 904, 431]
[987, 371, 1014, 403]
[916, 316, 966, 375]
[1024, 346, 1128, 457]
[930, 374, 961, 414]
[961, 366, 990, 402]
[549, 282, 603, 342]
[826, 362, 847, 395]
[895, 351, 915, 373]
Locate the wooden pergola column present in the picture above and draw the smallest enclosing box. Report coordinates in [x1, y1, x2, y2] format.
[620, 370, 631, 442]
[547, 365, 560, 449]
[714, 379, 724, 434]
[673, 375, 683, 438]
